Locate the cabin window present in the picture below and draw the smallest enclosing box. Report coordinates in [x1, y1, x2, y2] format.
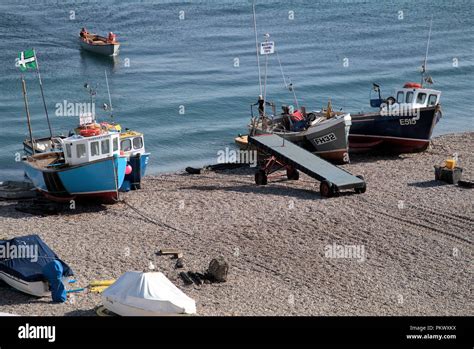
[101, 140, 110, 155]
[416, 93, 427, 104]
[121, 139, 132, 152]
[76, 144, 86, 158]
[133, 137, 143, 150]
[91, 141, 100, 157]
[65, 144, 72, 158]
[406, 92, 414, 103]
[397, 91, 404, 103]
[428, 94, 438, 106]
[113, 137, 118, 152]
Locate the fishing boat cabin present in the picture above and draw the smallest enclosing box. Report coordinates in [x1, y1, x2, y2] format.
[119, 130, 146, 158]
[61, 132, 121, 166]
[371, 82, 441, 111]
[393, 82, 441, 108]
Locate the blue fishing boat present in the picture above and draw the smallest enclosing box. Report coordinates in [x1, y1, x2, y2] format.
[23, 132, 127, 203]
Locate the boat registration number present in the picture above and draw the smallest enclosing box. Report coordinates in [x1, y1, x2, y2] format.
[400, 118, 417, 125]
[314, 133, 337, 145]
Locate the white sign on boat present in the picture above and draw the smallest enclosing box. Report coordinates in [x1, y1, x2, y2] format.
[79, 112, 94, 125]
[260, 41, 275, 55]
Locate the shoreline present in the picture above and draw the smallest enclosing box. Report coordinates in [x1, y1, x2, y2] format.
[0, 132, 472, 316]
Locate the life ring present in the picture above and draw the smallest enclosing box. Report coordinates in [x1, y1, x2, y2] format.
[80, 128, 101, 137]
[403, 82, 422, 89]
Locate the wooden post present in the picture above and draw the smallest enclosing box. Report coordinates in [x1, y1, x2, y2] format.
[21, 75, 35, 155]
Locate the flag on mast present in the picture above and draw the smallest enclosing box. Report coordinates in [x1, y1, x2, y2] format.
[16, 49, 37, 71]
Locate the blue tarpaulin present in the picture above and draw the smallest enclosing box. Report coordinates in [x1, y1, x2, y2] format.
[0, 235, 73, 283]
[42, 260, 67, 302]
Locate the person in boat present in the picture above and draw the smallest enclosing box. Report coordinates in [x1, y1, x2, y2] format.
[107, 32, 117, 44]
[80, 27, 88, 38]
[254, 95, 273, 117]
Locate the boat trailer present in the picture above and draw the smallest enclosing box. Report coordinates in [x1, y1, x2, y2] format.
[248, 134, 366, 197]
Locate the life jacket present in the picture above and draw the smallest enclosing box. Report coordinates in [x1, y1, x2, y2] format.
[290, 110, 304, 122]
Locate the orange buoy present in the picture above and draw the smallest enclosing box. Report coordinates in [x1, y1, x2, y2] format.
[403, 82, 422, 89]
[80, 128, 101, 137]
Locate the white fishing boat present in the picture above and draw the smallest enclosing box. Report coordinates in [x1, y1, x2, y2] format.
[102, 271, 196, 316]
[79, 29, 120, 56]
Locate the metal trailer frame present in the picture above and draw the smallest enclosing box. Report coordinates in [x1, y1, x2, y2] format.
[249, 134, 366, 197]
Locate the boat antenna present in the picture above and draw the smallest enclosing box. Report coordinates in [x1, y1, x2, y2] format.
[252, 2, 262, 97]
[104, 69, 113, 119]
[84, 82, 97, 120]
[276, 50, 299, 110]
[33, 49, 53, 141]
[421, 15, 433, 87]
[21, 75, 35, 155]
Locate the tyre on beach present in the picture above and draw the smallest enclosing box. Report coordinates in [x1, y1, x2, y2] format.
[255, 170, 268, 185]
[287, 168, 299, 180]
[354, 175, 367, 194]
[320, 180, 335, 198]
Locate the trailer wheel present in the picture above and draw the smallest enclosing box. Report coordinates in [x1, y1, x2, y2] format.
[354, 175, 367, 194]
[320, 180, 334, 198]
[255, 170, 268, 185]
[287, 168, 299, 180]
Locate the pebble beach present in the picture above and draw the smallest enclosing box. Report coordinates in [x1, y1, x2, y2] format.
[0, 132, 472, 316]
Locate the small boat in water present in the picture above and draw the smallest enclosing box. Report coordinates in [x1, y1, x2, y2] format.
[79, 28, 120, 56]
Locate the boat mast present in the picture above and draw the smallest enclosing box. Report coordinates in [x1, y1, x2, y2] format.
[33, 49, 53, 141]
[421, 15, 433, 87]
[252, 2, 262, 97]
[21, 75, 35, 155]
[262, 33, 270, 116]
[104, 70, 113, 119]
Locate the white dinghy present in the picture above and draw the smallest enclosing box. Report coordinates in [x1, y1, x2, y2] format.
[102, 271, 196, 316]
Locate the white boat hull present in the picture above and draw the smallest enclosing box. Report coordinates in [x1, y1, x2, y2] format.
[0, 271, 68, 297]
[79, 38, 120, 56]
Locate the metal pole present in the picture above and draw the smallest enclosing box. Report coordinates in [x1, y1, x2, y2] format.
[421, 15, 433, 86]
[21, 75, 35, 155]
[252, 3, 262, 96]
[33, 49, 53, 140]
[105, 70, 113, 118]
[263, 35, 269, 116]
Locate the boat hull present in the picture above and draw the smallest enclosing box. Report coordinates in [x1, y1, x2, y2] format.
[0, 271, 68, 297]
[349, 105, 440, 153]
[24, 155, 127, 203]
[79, 38, 120, 56]
[120, 153, 150, 191]
[253, 116, 351, 164]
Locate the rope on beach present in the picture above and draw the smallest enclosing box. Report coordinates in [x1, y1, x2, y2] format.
[119, 199, 192, 236]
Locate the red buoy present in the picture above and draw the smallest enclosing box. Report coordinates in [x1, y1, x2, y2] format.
[403, 82, 422, 89]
